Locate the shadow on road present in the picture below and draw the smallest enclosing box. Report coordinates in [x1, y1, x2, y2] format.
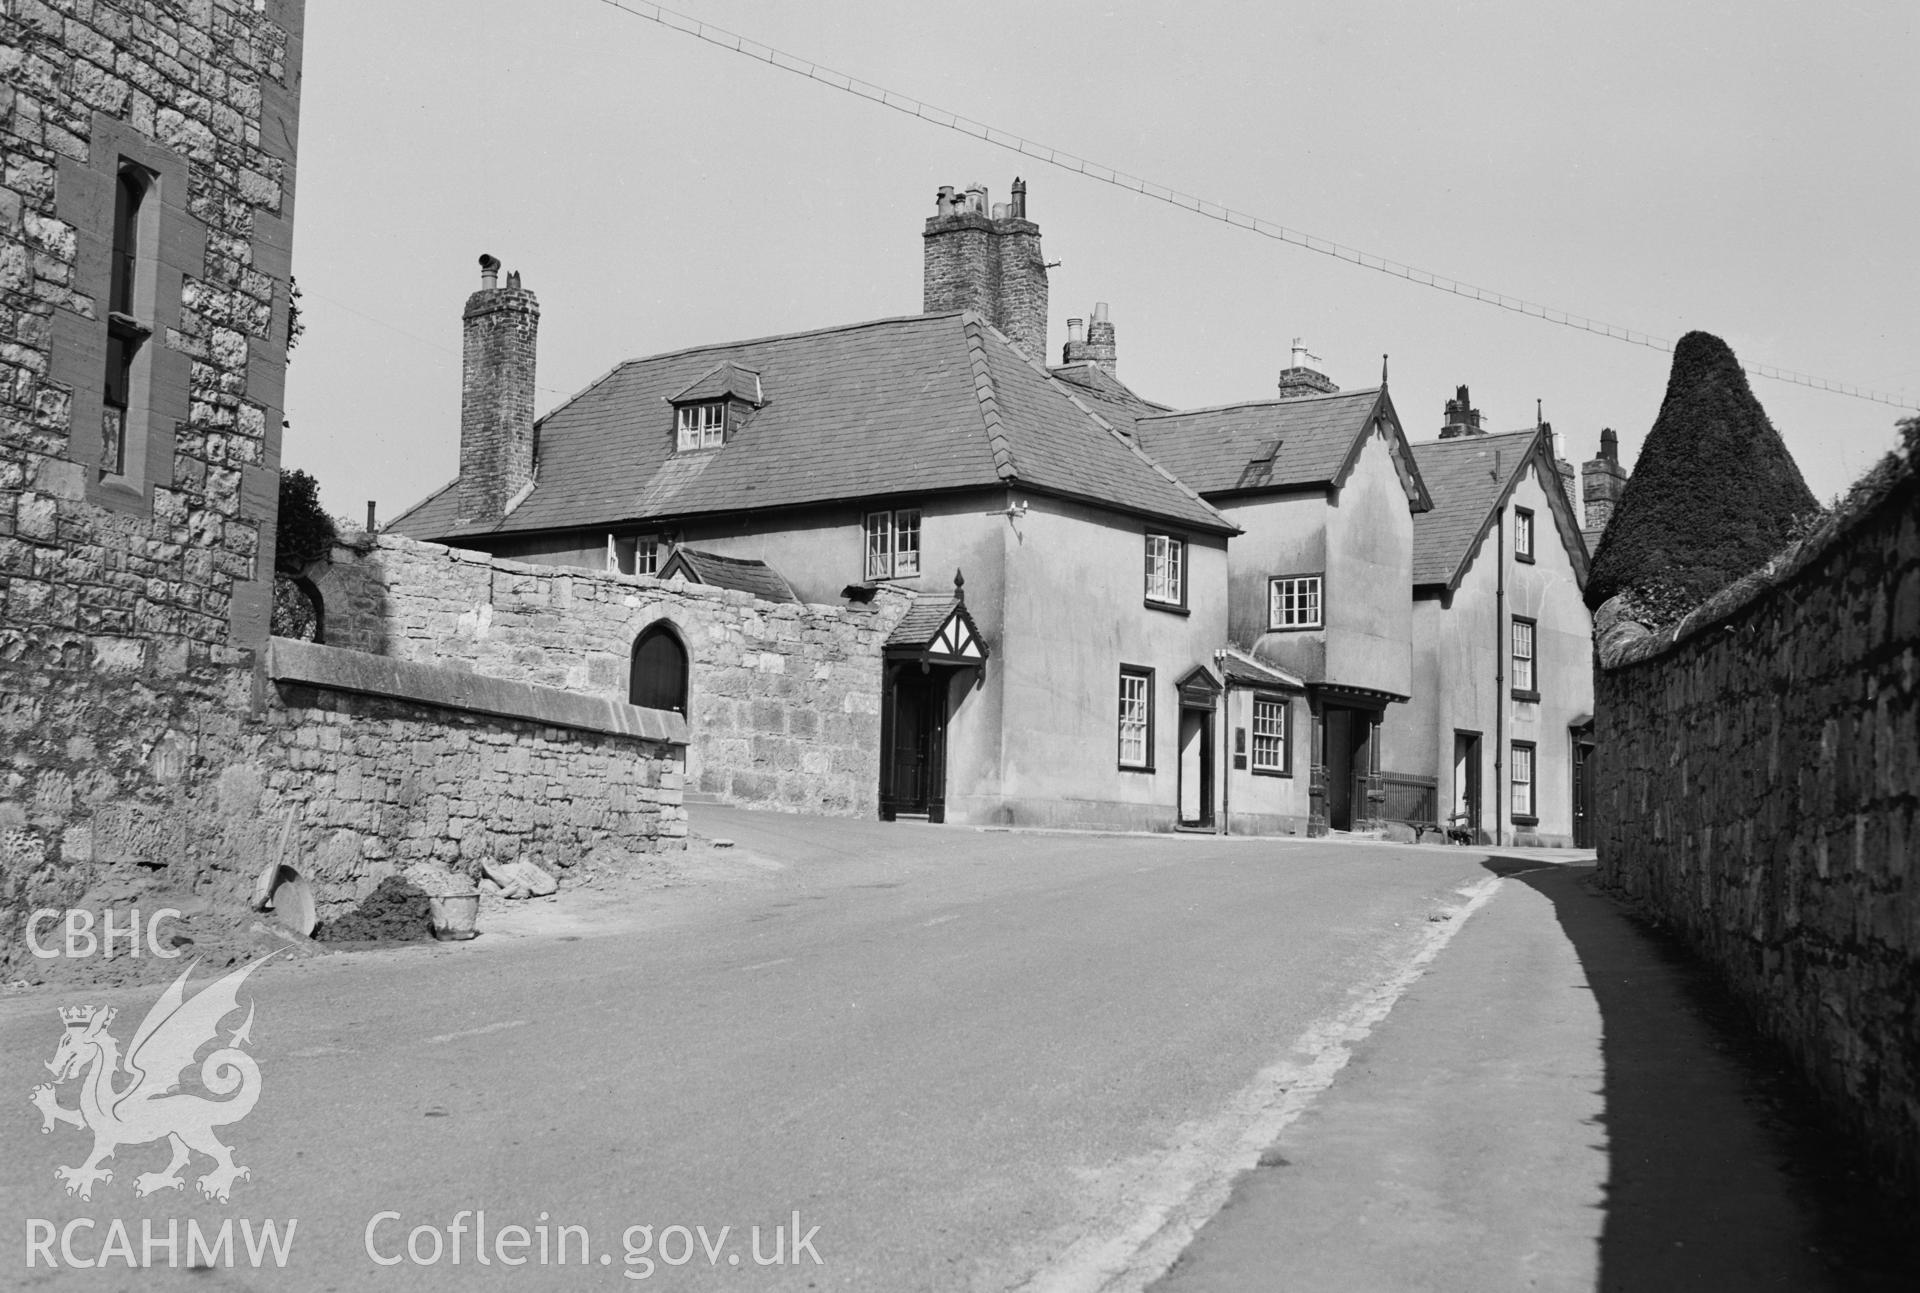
[1484, 858, 1917, 1292]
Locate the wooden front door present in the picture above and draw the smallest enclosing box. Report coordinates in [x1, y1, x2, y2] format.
[1454, 731, 1482, 841]
[1177, 706, 1214, 829]
[1572, 737, 1595, 848]
[1324, 708, 1353, 831]
[881, 666, 949, 822]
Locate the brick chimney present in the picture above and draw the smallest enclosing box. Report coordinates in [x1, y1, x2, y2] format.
[1581, 426, 1628, 538]
[1061, 301, 1117, 374]
[459, 253, 540, 524]
[1276, 338, 1339, 399]
[923, 176, 1048, 363]
[1439, 385, 1484, 437]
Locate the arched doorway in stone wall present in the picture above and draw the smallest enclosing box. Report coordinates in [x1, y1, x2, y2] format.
[630, 623, 689, 716]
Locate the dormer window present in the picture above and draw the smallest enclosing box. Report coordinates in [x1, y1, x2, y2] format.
[676, 401, 725, 451]
[668, 362, 765, 454]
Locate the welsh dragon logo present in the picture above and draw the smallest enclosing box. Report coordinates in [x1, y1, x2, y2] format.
[30, 957, 272, 1203]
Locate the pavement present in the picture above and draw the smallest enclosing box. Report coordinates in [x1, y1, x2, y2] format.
[1152, 857, 1912, 1292]
[1, 807, 1910, 1291]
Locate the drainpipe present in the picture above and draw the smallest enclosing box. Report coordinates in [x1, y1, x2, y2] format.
[1214, 649, 1231, 836]
[1493, 503, 1505, 848]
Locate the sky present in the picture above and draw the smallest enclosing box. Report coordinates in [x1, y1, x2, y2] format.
[282, 0, 1918, 527]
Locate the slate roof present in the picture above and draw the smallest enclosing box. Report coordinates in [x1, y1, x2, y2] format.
[1410, 429, 1587, 589]
[388, 312, 1232, 543]
[1131, 387, 1429, 509]
[886, 596, 961, 649]
[669, 361, 764, 406]
[1218, 647, 1304, 690]
[1047, 363, 1171, 430]
[657, 547, 799, 603]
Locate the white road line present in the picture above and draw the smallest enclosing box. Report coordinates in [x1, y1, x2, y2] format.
[738, 957, 794, 972]
[923, 913, 962, 927]
[423, 1019, 530, 1046]
[1016, 875, 1506, 1293]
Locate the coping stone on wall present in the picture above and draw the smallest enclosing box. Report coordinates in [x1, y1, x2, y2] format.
[268, 637, 689, 745]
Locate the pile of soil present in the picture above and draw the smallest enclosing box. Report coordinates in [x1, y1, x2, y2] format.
[315, 875, 434, 944]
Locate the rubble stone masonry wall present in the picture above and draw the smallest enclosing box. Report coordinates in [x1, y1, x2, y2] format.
[259, 640, 685, 921]
[313, 533, 907, 816]
[1, 1, 306, 966]
[1595, 437, 1919, 1194]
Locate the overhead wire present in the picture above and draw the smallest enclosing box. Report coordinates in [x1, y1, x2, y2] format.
[591, 0, 1915, 412]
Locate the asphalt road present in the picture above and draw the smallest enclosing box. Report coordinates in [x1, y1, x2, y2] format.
[3, 809, 1870, 1291]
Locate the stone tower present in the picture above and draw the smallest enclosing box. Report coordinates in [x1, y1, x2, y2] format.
[459, 254, 541, 524]
[923, 177, 1049, 363]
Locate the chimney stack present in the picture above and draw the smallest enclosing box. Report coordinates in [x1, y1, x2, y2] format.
[458, 253, 540, 525]
[1276, 338, 1339, 399]
[1581, 427, 1628, 543]
[1061, 301, 1117, 374]
[1439, 385, 1484, 437]
[923, 175, 1049, 363]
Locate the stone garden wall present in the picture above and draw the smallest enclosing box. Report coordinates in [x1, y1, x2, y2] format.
[259, 639, 685, 920]
[1594, 433, 1919, 1194]
[312, 533, 907, 816]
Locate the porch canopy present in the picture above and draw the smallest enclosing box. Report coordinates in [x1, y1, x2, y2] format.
[885, 596, 988, 668]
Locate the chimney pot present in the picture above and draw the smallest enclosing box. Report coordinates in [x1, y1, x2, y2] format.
[992, 202, 1009, 220]
[1010, 177, 1027, 219]
[1067, 318, 1085, 344]
[479, 253, 500, 290]
[1277, 337, 1338, 399]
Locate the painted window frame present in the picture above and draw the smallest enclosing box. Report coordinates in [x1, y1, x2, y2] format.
[1144, 532, 1187, 610]
[608, 533, 664, 577]
[1510, 739, 1537, 823]
[1250, 694, 1292, 776]
[864, 508, 922, 580]
[675, 400, 726, 451]
[1268, 573, 1325, 631]
[1514, 506, 1535, 563]
[1118, 665, 1155, 772]
[1511, 616, 1539, 700]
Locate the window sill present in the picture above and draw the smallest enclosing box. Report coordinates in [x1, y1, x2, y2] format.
[1511, 689, 1540, 703]
[1266, 623, 1322, 633]
[1250, 766, 1293, 779]
[1144, 598, 1189, 616]
[1511, 813, 1539, 826]
[1515, 553, 1535, 565]
[1118, 762, 1156, 774]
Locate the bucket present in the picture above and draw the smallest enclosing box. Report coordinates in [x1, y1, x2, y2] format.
[428, 892, 481, 941]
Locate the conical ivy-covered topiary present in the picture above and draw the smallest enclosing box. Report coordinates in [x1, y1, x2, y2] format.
[1585, 331, 1819, 613]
